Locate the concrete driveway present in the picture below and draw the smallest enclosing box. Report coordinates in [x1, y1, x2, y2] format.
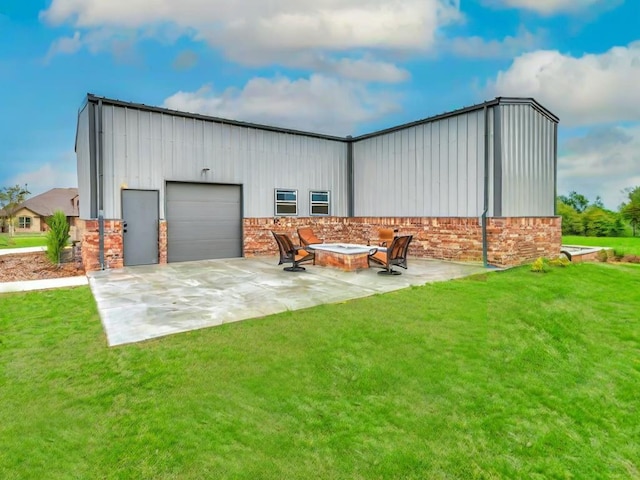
[89, 256, 488, 347]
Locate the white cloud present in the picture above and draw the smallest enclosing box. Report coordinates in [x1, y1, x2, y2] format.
[446, 27, 543, 59]
[9, 153, 78, 197]
[484, 0, 613, 15]
[40, 0, 461, 69]
[163, 75, 400, 136]
[276, 53, 411, 83]
[45, 31, 82, 62]
[487, 42, 640, 126]
[558, 125, 640, 210]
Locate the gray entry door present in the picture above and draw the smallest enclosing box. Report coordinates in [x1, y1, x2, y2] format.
[166, 182, 242, 263]
[122, 189, 159, 266]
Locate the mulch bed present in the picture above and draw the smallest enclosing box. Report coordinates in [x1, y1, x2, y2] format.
[0, 252, 85, 283]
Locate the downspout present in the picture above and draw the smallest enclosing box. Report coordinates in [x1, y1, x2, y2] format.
[346, 136, 354, 217]
[481, 104, 489, 268]
[553, 122, 558, 216]
[98, 99, 105, 270]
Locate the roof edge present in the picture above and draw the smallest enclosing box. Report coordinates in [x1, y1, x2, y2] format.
[495, 97, 559, 123]
[352, 97, 558, 141]
[83, 94, 559, 143]
[85, 93, 349, 143]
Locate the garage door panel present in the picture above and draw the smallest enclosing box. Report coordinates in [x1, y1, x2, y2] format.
[166, 182, 242, 263]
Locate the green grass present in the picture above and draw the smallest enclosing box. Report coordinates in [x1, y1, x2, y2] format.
[563, 235, 640, 256]
[0, 234, 47, 249]
[1, 264, 639, 479]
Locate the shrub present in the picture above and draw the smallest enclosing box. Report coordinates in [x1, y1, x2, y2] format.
[612, 248, 626, 260]
[46, 210, 70, 265]
[548, 256, 570, 267]
[596, 249, 612, 263]
[531, 257, 546, 273]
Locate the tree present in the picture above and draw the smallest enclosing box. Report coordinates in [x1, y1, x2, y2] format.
[46, 210, 70, 266]
[620, 186, 640, 236]
[557, 199, 584, 235]
[0, 184, 30, 237]
[592, 196, 605, 209]
[558, 191, 590, 213]
[582, 205, 624, 237]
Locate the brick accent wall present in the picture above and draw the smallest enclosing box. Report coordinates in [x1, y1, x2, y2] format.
[486, 217, 561, 266]
[78, 215, 560, 271]
[244, 216, 561, 267]
[76, 218, 124, 271]
[159, 220, 168, 265]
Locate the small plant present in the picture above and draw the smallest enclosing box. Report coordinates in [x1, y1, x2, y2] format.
[613, 248, 626, 261]
[548, 256, 570, 267]
[530, 257, 546, 273]
[46, 210, 70, 266]
[596, 249, 609, 263]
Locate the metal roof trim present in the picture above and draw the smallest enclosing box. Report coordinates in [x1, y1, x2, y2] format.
[83, 94, 559, 144]
[85, 93, 349, 143]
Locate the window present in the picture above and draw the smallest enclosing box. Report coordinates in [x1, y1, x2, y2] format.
[275, 189, 298, 216]
[310, 191, 330, 216]
[18, 216, 31, 229]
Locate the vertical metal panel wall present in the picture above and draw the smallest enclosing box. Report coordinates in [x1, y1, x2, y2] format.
[498, 104, 556, 216]
[352, 108, 492, 217]
[75, 103, 93, 219]
[99, 104, 348, 219]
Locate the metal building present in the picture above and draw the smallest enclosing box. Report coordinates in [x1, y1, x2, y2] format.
[75, 94, 559, 270]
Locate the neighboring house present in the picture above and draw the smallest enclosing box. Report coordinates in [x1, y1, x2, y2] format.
[75, 94, 561, 271]
[6, 188, 79, 234]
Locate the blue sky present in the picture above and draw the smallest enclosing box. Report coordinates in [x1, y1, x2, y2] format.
[1, 0, 639, 209]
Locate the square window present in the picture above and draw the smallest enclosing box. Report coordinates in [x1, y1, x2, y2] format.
[275, 189, 298, 216]
[18, 216, 31, 229]
[310, 190, 330, 216]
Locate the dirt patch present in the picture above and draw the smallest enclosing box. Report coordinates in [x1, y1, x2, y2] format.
[0, 252, 85, 283]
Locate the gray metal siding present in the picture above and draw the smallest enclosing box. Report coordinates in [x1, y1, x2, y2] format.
[99, 104, 348, 219]
[352, 109, 491, 217]
[166, 182, 242, 262]
[499, 104, 556, 216]
[75, 104, 93, 219]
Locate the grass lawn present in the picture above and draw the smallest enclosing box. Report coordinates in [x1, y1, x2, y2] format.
[1, 263, 639, 479]
[563, 235, 640, 256]
[0, 234, 47, 249]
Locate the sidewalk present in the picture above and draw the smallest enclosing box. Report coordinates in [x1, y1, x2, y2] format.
[0, 246, 47, 256]
[0, 275, 88, 293]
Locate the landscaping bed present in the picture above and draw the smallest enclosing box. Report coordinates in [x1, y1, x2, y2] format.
[0, 251, 84, 282]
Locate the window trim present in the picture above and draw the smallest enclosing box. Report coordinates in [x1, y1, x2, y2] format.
[18, 216, 32, 229]
[274, 188, 298, 216]
[309, 190, 330, 216]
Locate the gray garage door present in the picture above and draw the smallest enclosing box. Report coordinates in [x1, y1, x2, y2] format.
[166, 182, 242, 263]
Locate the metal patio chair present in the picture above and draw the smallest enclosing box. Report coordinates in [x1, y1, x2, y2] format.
[272, 231, 315, 271]
[368, 234, 413, 275]
[297, 227, 323, 247]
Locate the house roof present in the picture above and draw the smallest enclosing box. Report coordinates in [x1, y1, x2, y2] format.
[18, 188, 79, 217]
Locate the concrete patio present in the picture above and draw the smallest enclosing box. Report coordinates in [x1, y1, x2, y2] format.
[89, 256, 489, 347]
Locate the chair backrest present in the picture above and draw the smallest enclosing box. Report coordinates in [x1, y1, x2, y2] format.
[298, 227, 322, 246]
[272, 231, 295, 262]
[378, 228, 395, 246]
[387, 235, 413, 267]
